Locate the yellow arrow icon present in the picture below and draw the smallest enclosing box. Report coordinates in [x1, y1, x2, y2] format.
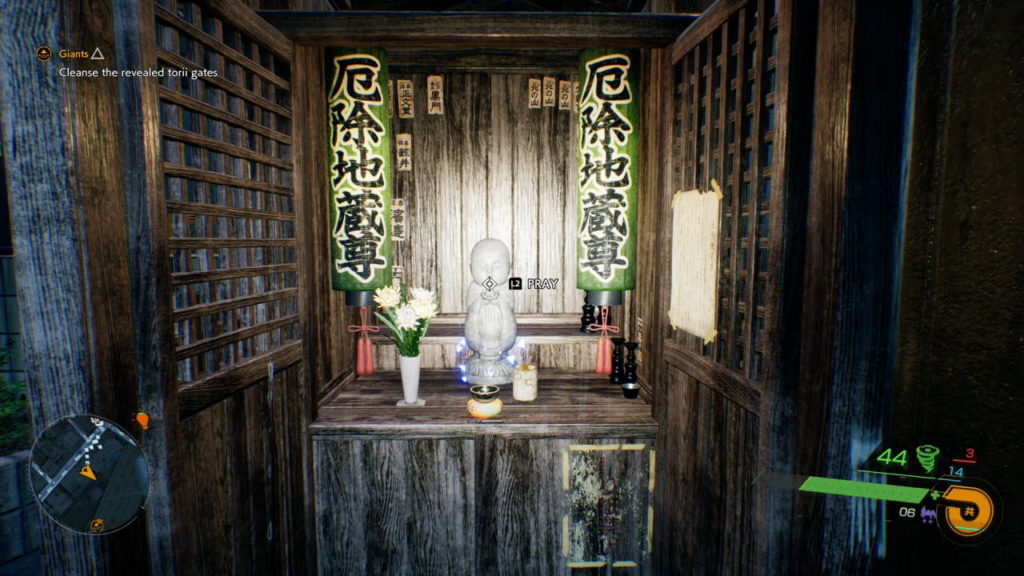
[80, 464, 97, 481]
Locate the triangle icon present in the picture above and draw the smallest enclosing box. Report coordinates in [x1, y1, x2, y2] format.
[80, 464, 97, 481]
[90, 47, 104, 60]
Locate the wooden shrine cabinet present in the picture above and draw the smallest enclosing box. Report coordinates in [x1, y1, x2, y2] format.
[263, 9, 696, 575]
[313, 372, 656, 575]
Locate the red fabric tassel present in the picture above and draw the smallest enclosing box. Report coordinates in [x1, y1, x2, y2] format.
[588, 306, 620, 375]
[348, 306, 380, 376]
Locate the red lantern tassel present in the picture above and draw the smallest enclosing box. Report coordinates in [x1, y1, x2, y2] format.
[348, 306, 380, 376]
[588, 306, 619, 375]
[596, 336, 612, 374]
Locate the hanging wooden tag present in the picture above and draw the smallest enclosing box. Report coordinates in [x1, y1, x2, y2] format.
[396, 133, 412, 172]
[391, 198, 407, 242]
[542, 76, 556, 107]
[427, 75, 444, 115]
[528, 78, 542, 108]
[397, 79, 414, 118]
[558, 80, 572, 110]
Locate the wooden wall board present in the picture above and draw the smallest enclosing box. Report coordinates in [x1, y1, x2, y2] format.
[314, 439, 476, 576]
[171, 362, 309, 575]
[390, 72, 580, 316]
[655, 370, 758, 575]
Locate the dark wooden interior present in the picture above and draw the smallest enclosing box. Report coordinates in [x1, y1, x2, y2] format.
[1, 0, 1021, 575]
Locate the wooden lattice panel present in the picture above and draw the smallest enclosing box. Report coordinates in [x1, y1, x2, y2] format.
[153, 0, 298, 388]
[672, 0, 782, 382]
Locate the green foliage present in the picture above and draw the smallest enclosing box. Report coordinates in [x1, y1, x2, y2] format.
[0, 348, 31, 455]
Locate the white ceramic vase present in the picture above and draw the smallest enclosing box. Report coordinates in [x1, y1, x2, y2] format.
[399, 354, 421, 405]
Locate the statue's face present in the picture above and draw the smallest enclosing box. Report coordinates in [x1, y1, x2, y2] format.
[470, 239, 511, 285]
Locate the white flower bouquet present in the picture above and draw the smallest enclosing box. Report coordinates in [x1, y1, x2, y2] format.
[373, 284, 438, 357]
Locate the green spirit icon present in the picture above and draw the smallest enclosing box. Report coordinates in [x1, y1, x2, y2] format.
[916, 444, 940, 474]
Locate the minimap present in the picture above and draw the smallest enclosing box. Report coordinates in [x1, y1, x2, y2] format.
[29, 415, 149, 534]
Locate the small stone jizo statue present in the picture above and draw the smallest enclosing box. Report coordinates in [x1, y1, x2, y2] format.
[465, 238, 517, 385]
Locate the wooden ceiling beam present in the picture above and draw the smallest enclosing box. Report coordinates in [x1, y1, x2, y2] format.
[258, 11, 697, 48]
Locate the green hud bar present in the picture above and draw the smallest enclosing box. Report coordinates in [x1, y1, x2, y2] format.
[799, 476, 929, 504]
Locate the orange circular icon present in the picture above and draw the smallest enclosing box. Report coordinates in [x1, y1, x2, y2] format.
[90, 519, 105, 533]
[941, 485, 994, 537]
[36, 46, 52, 62]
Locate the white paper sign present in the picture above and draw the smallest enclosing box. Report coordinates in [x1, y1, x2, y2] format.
[668, 182, 722, 343]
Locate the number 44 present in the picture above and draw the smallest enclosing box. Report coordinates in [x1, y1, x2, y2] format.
[877, 448, 908, 467]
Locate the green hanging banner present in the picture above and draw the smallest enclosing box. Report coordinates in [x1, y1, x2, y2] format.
[576, 49, 640, 298]
[325, 48, 393, 301]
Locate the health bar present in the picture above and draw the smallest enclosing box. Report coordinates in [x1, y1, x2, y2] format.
[799, 476, 929, 504]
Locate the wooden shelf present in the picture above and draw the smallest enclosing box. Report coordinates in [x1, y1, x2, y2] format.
[313, 370, 655, 439]
[370, 321, 599, 345]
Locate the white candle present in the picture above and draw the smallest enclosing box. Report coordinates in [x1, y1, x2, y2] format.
[513, 363, 538, 402]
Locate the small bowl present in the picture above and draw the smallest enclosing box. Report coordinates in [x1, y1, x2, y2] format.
[470, 384, 500, 403]
[621, 381, 640, 399]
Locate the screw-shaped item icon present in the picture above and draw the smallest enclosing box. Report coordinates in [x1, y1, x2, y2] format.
[916, 444, 940, 473]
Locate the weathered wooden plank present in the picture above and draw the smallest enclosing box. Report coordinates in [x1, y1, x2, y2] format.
[181, 402, 234, 575]
[488, 76, 515, 253]
[174, 314, 298, 360]
[671, 0, 746, 63]
[57, 1, 156, 573]
[171, 262, 296, 285]
[0, 0, 125, 573]
[511, 74, 540, 314]
[476, 438, 567, 575]
[177, 340, 301, 414]
[891, 1, 1024, 573]
[538, 84, 565, 314]
[243, 382, 272, 572]
[122, 0, 183, 571]
[168, 237, 295, 249]
[460, 74, 490, 314]
[792, 0, 855, 571]
[387, 72, 576, 315]
[315, 441, 367, 575]
[656, 370, 758, 574]
[408, 74, 439, 298]
[390, 49, 578, 74]
[227, 387, 254, 574]
[663, 341, 761, 413]
[162, 164, 293, 196]
[313, 371, 656, 440]
[436, 75, 463, 313]
[260, 12, 697, 48]
[172, 287, 297, 320]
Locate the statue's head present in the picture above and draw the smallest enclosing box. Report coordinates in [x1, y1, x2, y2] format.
[470, 238, 511, 285]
